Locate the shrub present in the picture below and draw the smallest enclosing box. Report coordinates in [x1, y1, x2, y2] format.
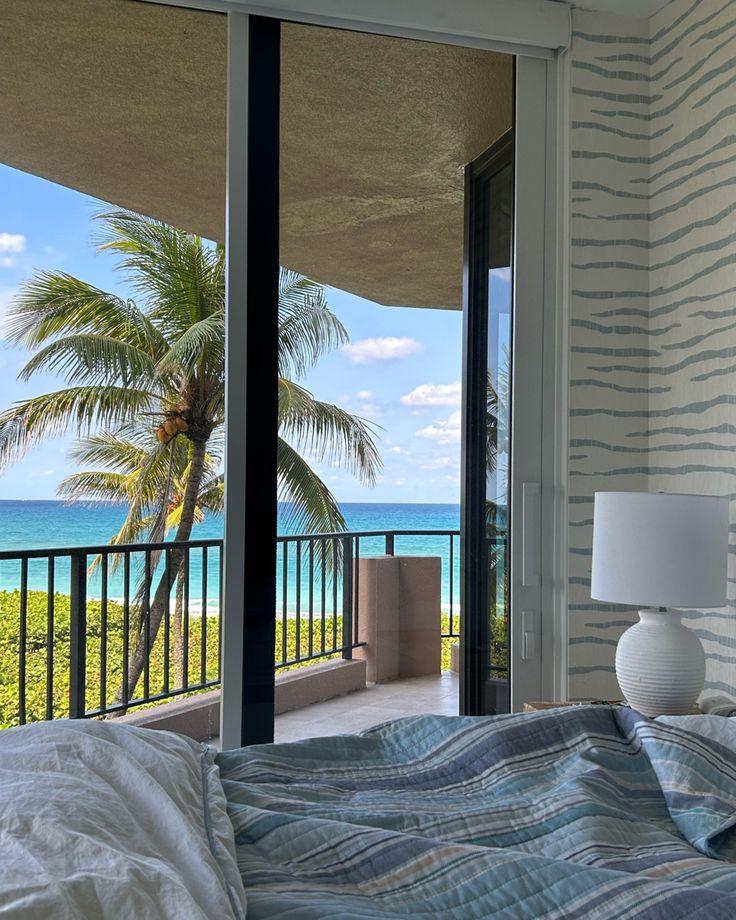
[0, 591, 506, 728]
[0, 591, 219, 728]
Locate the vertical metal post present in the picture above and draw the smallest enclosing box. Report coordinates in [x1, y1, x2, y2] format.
[46, 557, 55, 720]
[221, 12, 280, 748]
[69, 552, 87, 719]
[384, 532, 395, 556]
[18, 557, 28, 725]
[341, 537, 353, 659]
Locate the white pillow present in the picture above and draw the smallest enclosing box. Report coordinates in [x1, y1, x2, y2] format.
[0, 720, 246, 919]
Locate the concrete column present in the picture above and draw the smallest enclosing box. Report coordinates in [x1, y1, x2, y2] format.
[355, 556, 441, 683]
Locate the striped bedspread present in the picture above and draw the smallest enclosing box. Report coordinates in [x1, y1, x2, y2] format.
[216, 706, 736, 918]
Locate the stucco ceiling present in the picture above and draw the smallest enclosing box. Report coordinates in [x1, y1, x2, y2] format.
[0, 0, 513, 309]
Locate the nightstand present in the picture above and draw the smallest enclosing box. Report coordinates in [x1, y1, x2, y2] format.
[523, 700, 623, 712]
[523, 700, 701, 714]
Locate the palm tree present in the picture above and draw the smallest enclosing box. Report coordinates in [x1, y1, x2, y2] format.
[58, 423, 224, 685]
[0, 210, 380, 703]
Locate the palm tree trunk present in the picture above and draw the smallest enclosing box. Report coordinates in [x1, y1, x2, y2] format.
[112, 439, 208, 711]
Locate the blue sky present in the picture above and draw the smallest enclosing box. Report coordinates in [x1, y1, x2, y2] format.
[0, 164, 463, 504]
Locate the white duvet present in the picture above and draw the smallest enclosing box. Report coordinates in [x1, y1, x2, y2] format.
[0, 720, 246, 919]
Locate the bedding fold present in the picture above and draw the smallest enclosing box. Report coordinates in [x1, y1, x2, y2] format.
[0, 720, 246, 920]
[218, 706, 736, 918]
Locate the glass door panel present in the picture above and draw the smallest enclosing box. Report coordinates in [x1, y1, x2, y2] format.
[460, 132, 514, 716]
[486, 161, 513, 711]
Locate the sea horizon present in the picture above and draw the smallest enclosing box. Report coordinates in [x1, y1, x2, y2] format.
[0, 499, 461, 607]
[0, 498, 460, 545]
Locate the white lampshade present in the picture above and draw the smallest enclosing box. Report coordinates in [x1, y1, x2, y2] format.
[591, 491, 729, 609]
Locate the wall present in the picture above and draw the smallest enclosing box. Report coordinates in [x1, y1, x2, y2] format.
[567, 10, 652, 700]
[568, 0, 736, 701]
[647, 0, 736, 699]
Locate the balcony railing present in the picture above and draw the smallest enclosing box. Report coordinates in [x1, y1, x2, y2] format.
[0, 529, 459, 728]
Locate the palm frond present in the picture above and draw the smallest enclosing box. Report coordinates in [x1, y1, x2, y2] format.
[486, 374, 499, 473]
[154, 312, 225, 379]
[277, 438, 347, 534]
[279, 380, 381, 485]
[6, 273, 165, 356]
[57, 471, 132, 504]
[278, 269, 347, 378]
[19, 334, 160, 388]
[0, 386, 156, 470]
[67, 427, 153, 472]
[165, 501, 205, 531]
[94, 210, 225, 338]
[197, 473, 224, 515]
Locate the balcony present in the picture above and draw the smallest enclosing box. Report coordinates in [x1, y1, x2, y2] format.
[0, 530, 463, 738]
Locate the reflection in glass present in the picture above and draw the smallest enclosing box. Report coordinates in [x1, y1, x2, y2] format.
[485, 163, 512, 713]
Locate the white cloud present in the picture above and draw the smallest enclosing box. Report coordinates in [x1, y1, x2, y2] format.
[345, 389, 382, 419]
[0, 233, 26, 254]
[400, 382, 461, 407]
[418, 455, 457, 470]
[0, 233, 26, 268]
[415, 410, 462, 444]
[343, 336, 422, 365]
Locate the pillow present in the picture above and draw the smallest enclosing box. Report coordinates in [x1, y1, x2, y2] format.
[0, 720, 246, 919]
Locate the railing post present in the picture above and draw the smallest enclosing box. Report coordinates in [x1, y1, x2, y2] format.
[341, 536, 353, 659]
[69, 552, 87, 719]
[385, 532, 395, 556]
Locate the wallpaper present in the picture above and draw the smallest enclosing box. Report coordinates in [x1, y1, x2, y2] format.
[568, 0, 736, 701]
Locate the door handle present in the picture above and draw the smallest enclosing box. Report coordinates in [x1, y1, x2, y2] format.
[522, 610, 535, 661]
[522, 482, 540, 587]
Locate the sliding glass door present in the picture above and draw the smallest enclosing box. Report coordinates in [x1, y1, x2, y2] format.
[461, 133, 514, 716]
[461, 55, 550, 715]
[220, 10, 554, 743]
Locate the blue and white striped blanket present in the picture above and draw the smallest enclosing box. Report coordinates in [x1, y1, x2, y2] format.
[216, 706, 736, 918]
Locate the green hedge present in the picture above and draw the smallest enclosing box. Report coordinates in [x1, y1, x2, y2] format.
[0, 591, 506, 728]
[0, 590, 220, 728]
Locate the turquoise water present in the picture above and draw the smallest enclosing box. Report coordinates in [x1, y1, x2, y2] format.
[0, 501, 460, 608]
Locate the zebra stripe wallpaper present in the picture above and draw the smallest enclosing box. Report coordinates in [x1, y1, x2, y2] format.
[568, 0, 736, 701]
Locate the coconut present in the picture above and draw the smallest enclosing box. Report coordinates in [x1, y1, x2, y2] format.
[175, 416, 189, 433]
[163, 418, 178, 436]
[155, 426, 168, 444]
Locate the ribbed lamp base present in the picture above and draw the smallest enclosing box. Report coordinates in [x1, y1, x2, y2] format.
[615, 609, 705, 718]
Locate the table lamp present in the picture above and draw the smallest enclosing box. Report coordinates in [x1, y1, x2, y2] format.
[590, 491, 729, 717]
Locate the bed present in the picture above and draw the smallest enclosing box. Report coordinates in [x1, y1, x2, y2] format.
[2, 706, 736, 918]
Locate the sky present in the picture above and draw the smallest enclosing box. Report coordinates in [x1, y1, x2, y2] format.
[0, 164, 464, 504]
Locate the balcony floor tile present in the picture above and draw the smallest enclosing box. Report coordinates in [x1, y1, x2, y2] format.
[274, 672, 459, 743]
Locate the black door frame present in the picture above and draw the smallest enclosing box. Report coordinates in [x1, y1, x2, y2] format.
[459, 130, 514, 717]
[235, 14, 281, 745]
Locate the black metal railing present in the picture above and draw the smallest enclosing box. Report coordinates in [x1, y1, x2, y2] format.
[0, 539, 223, 727]
[274, 529, 460, 671]
[0, 529, 459, 727]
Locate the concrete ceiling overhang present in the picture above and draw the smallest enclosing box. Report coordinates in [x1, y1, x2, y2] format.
[1, 0, 513, 309]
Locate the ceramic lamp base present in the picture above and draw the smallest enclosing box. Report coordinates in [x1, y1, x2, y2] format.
[615, 608, 705, 718]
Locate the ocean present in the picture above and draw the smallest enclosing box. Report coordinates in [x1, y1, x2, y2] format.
[0, 500, 460, 609]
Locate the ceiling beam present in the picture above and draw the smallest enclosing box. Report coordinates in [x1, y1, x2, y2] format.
[134, 0, 571, 58]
